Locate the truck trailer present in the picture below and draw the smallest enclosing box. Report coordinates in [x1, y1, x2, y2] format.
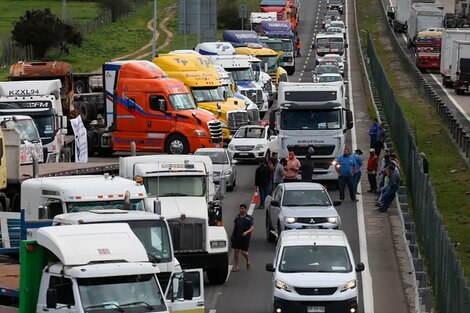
[440, 28, 470, 87]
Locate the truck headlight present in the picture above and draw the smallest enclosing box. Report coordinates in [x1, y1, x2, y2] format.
[223, 169, 232, 175]
[284, 217, 296, 224]
[254, 144, 265, 151]
[210, 240, 227, 249]
[194, 129, 207, 137]
[327, 216, 338, 224]
[340, 279, 357, 292]
[275, 279, 292, 292]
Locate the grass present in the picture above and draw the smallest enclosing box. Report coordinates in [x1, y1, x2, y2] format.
[357, 0, 470, 280]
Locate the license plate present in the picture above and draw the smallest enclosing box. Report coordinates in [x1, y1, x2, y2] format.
[307, 306, 325, 313]
[306, 226, 319, 229]
[239, 152, 249, 156]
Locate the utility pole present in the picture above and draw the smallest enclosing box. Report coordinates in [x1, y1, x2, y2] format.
[152, 0, 157, 59]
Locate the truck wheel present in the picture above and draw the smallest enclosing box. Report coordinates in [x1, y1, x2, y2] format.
[165, 134, 189, 154]
[266, 214, 276, 243]
[207, 266, 228, 285]
[75, 80, 87, 94]
[80, 102, 98, 122]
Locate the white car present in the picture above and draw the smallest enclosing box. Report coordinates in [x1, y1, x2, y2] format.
[317, 73, 346, 99]
[227, 125, 279, 161]
[194, 147, 237, 191]
[266, 229, 365, 313]
[318, 53, 345, 75]
[329, 20, 347, 38]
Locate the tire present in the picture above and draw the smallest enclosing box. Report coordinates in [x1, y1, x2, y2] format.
[207, 266, 228, 285]
[233, 178, 236, 187]
[227, 183, 234, 192]
[80, 102, 98, 122]
[456, 89, 464, 95]
[75, 80, 87, 94]
[266, 213, 276, 243]
[165, 134, 189, 154]
[98, 147, 114, 157]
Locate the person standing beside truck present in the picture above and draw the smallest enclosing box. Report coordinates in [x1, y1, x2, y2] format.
[255, 159, 271, 209]
[300, 147, 315, 182]
[231, 204, 254, 272]
[284, 151, 301, 182]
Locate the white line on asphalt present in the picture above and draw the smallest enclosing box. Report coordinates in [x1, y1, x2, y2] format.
[248, 203, 255, 215]
[429, 74, 470, 123]
[347, 0, 375, 311]
[300, 72, 304, 76]
[209, 310, 216, 313]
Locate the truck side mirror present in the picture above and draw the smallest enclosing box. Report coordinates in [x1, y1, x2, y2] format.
[153, 199, 162, 215]
[38, 205, 49, 220]
[158, 99, 167, 112]
[46, 288, 58, 309]
[345, 43, 349, 48]
[345, 109, 353, 130]
[311, 43, 316, 49]
[223, 90, 228, 101]
[356, 262, 365, 272]
[183, 278, 195, 300]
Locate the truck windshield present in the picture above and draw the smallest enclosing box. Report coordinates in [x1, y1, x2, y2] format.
[281, 109, 341, 130]
[226, 68, 254, 81]
[257, 56, 278, 71]
[34, 115, 56, 142]
[279, 245, 352, 273]
[282, 40, 293, 51]
[264, 41, 283, 51]
[145, 176, 206, 197]
[66, 199, 146, 212]
[169, 93, 197, 110]
[127, 219, 172, 263]
[3, 119, 40, 142]
[79, 274, 167, 312]
[192, 87, 224, 102]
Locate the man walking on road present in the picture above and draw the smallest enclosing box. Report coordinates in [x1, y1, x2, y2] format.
[255, 159, 270, 209]
[374, 122, 387, 156]
[335, 148, 357, 201]
[231, 204, 254, 272]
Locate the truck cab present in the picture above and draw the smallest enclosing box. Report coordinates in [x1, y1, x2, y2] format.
[260, 0, 289, 21]
[259, 20, 296, 75]
[119, 155, 229, 285]
[272, 82, 353, 181]
[0, 115, 44, 164]
[153, 53, 248, 141]
[250, 12, 278, 34]
[0, 79, 68, 162]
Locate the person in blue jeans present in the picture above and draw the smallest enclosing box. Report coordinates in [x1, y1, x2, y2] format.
[335, 148, 357, 201]
[377, 164, 400, 212]
[352, 149, 363, 194]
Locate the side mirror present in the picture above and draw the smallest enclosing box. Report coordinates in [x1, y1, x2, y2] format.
[265, 263, 275, 272]
[311, 43, 316, 49]
[158, 99, 167, 112]
[61, 116, 68, 130]
[269, 135, 277, 141]
[153, 199, 162, 215]
[38, 205, 49, 220]
[356, 262, 365, 272]
[345, 43, 349, 48]
[46, 288, 58, 309]
[345, 109, 353, 129]
[271, 200, 280, 207]
[332, 200, 342, 206]
[183, 277, 195, 300]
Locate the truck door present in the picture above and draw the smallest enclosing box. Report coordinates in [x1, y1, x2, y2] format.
[145, 94, 174, 146]
[117, 93, 144, 132]
[165, 269, 204, 313]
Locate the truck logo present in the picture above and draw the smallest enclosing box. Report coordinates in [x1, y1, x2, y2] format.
[174, 58, 188, 66]
[8, 89, 40, 96]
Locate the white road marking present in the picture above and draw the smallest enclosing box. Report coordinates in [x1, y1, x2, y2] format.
[209, 310, 217, 313]
[347, 0, 375, 311]
[248, 203, 256, 215]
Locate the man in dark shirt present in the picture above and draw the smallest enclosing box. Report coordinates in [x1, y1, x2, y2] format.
[378, 164, 400, 212]
[255, 159, 271, 209]
[300, 147, 315, 181]
[231, 204, 254, 271]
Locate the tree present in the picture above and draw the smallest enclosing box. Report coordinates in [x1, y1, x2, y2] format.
[12, 9, 82, 59]
[97, 0, 135, 22]
[217, 0, 240, 29]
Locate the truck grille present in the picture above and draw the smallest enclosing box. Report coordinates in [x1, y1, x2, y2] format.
[264, 81, 273, 96]
[287, 145, 336, 156]
[234, 145, 254, 151]
[167, 218, 206, 253]
[156, 271, 172, 292]
[295, 287, 337, 296]
[248, 108, 260, 122]
[241, 89, 263, 107]
[207, 120, 223, 144]
[227, 111, 248, 132]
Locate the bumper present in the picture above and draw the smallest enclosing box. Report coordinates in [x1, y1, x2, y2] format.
[274, 296, 358, 313]
[176, 251, 228, 271]
[283, 222, 340, 230]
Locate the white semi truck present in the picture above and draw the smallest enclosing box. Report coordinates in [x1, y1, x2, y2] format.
[119, 154, 230, 285]
[0, 80, 70, 162]
[440, 28, 470, 88]
[407, 3, 444, 47]
[450, 40, 470, 94]
[271, 82, 353, 181]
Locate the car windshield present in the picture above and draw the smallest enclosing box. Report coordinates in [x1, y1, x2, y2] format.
[329, 0, 342, 4]
[169, 93, 197, 110]
[281, 109, 341, 130]
[227, 68, 255, 81]
[319, 61, 338, 67]
[319, 75, 342, 82]
[3, 119, 40, 142]
[327, 27, 342, 33]
[330, 22, 344, 28]
[235, 127, 266, 138]
[195, 151, 229, 164]
[144, 176, 206, 197]
[325, 55, 343, 62]
[79, 274, 167, 312]
[279, 245, 352, 273]
[66, 199, 146, 213]
[316, 66, 339, 74]
[282, 189, 331, 206]
[192, 87, 224, 102]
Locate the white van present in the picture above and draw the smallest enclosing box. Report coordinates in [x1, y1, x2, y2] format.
[266, 229, 364, 313]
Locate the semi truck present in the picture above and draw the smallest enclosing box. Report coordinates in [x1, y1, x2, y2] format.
[259, 20, 296, 75]
[152, 53, 248, 141]
[450, 40, 470, 94]
[0, 80, 70, 162]
[119, 154, 229, 285]
[260, 0, 289, 21]
[413, 29, 443, 70]
[407, 4, 444, 48]
[440, 28, 470, 87]
[222, 30, 263, 48]
[250, 12, 278, 33]
[390, 0, 436, 32]
[0, 223, 204, 312]
[270, 82, 353, 181]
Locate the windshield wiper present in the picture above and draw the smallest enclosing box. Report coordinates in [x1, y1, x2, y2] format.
[84, 303, 124, 312]
[122, 301, 154, 310]
[160, 192, 189, 196]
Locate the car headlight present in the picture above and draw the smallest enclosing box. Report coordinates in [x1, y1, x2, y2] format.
[228, 144, 234, 150]
[194, 129, 207, 137]
[327, 216, 338, 224]
[222, 168, 232, 175]
[284, 217, 296, 224]
[254, 144, 265, 151]
[340, 279, 357, 292]
[210, 240, 227, 249]
[275, 279, 292, 292]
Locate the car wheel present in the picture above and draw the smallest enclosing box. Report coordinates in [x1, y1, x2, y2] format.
[266, 213, 276, 243]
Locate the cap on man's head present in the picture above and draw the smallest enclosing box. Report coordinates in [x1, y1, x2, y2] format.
[355, 149, 363, 155]
[370, 148, 375, 153]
